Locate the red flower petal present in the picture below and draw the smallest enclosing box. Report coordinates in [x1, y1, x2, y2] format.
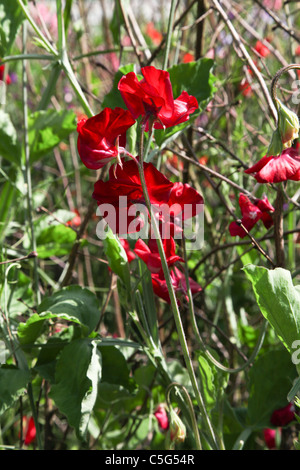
[77, 107, 135, 170]
[245, 148, 300, 183]
[134, 237, 183, 274]
[93, 159, 203, 235]
[229, 193, 274, 238]
[118, 66, 198, 129]
[154, 405, 169, 431]
[24, 417, 36, 446]
[270, 403, 295, 427]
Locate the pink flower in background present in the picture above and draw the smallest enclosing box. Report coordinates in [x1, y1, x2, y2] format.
[262, 0, 282, 9]
[31, 1, 58, 35]
[67, 209, 81, 228]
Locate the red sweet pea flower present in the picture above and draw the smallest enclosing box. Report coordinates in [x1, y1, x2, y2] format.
[0, 64, 11, 85]
[154, 405, 169, 431]
[118, 66, 198, 130]
[263, 428, 278, 449]
[245, 147, 300, 183]
[120, 238, 136, 263]
[229, 193, 274, 238]
[93, 159, 203, 235]
[67, 209, 81, 228]
[254, 40, 270, 58]
[146, 22, 163, 45]
[22, 416, 36, 446]
[270, 403, 295, 427]
[239, 79, 253, 97]
[152, 266, 202, 304]
[77, 107, 135, 170]
[93, 159, 173, 233]
[183, 53, 195, 63]
[134, 237, 183, 274]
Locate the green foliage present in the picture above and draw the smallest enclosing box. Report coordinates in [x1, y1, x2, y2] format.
[243, 265, 300, 354]
[49, 338, 102, 440]
[0, 109, 21, 164]
[1, 0, 300, 452]
[102, 228, 131, 291]
[23, 210, 77, 259]
[0, 0, 24, 57]
[247, 349, 297, 428]
[28, 109, 77, 164]
[36, 285, 101, 335]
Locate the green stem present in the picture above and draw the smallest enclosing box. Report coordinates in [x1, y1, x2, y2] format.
[17, 0, 58, 56]
[137, 160, 219, 450]
[163, 0, 177, 70]
[56, 0, 94, 117]
[0, 54, 56, 63]
[2, 263, 43, 449]
[166, 382, 202, 450]
[274, 185, 285, 268]
[22, 23, 40, 306]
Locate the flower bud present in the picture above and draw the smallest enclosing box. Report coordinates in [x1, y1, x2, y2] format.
[154, 404, 169, 431]
[266, 128, 283, 157]
[169, 408, 186, 444]
[277, 99, 299, 148]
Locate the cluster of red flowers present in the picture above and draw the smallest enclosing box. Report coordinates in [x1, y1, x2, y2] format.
[77, 65, 202, 303]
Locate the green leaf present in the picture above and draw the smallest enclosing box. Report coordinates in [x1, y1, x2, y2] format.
[17, 285, 100, 346]
[0, 365, 30, 415]
[102, 64, 140, 110]
[34, 335, 69, 383]
[243, 265, 300, 353]
[0, 110, 21, 164]
[0, 180, 16, 238]
[0, 0, 24, 57]
[49, 338, 102, 439]
[247, 349, 297, 429]
[167, 58, 216, 104]
[35, 224, 77, 259]
[98, 345, 135, 391]
[28, 109, 76, 163]
[96, 345, 137, 409]
[23, 210, 77, 259]
[17, 312, 51, 346]
[37, 285, 101, 335]
[197, 350, 229, 412]
[102, 227, 131, 290]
